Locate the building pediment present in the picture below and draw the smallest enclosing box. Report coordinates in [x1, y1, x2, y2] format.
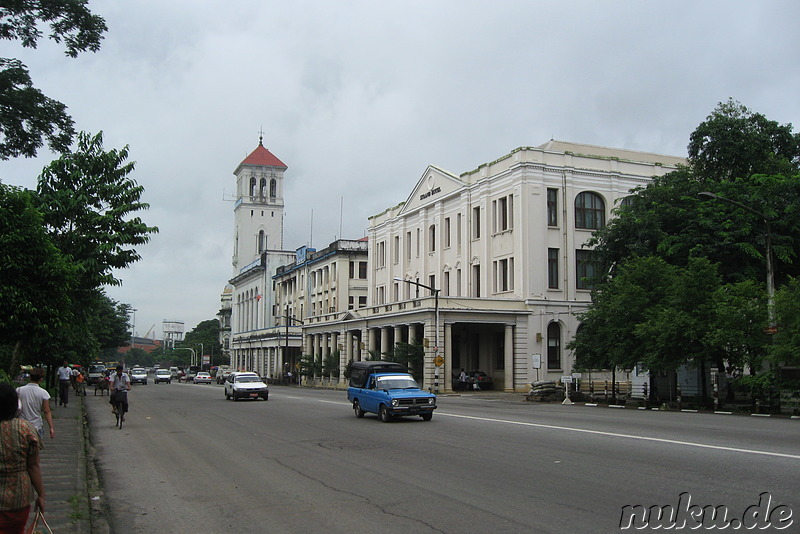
[399, 165, 464, 215]
[340, 310, 362, 321]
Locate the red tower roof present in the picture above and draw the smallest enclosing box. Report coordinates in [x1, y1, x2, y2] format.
[239, 139, 287, 169]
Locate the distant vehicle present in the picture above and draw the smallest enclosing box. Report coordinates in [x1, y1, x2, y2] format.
[468, 371, 493, 390]
[215, 365, 233, 384]
[224, 372, 268, 401]
[87, 364, 107, 385]
[347, 361, 436, 422]
[130, 368, 148, 385]
[154, 369, 172, 384]
[169, 367, 180, 379]
[194, 372, 212, 384]
[184, 369, 198, 382]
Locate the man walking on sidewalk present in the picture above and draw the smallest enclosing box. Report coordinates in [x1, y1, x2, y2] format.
[17, 368, 55, 440]
[57, 360, 72, 407]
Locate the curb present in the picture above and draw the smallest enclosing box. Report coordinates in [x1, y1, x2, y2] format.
[577, 401, 799, 419]
[81, 399, 111, 534]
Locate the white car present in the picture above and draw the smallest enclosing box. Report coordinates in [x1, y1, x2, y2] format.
[194, 372, 212, 384]
[154, 369, 172, 384]
[224, 372, 268, 401]
[130, 368, 148, 385]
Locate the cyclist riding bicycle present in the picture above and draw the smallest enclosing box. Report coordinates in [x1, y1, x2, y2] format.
[109, 365, 131, 421]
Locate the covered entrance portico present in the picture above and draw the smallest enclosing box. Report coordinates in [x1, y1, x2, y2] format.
[301, 297, 531, 392]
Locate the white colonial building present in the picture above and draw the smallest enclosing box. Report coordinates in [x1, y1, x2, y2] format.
[225, 138, 684, 392]
[297, 140, 684, 392]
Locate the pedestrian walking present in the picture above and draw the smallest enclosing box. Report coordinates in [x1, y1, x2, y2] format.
[458, 368, 468, 391]
[56, 360, 72, 407]
[0, 384, 46, 533]
[16, 368, 55, 440]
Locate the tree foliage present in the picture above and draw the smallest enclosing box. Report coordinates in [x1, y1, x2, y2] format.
[0, 0, 107, 159]
[36, 131, 158, 289]
[582, 100, 800, 380]
[179, 319, 222, 361]
[0, 183, 75, 372]
[688, 99, 800, 182]
[773, 277, 800, 367]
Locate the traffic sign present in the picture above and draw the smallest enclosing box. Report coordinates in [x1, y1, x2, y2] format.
[433, 355, 444, 367]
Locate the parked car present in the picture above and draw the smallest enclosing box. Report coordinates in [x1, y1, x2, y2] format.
[154, 369, 172, 384]
[130, 368, 148, 385]
[347, 361, 436, 422]
[468, 370, 493, 390]
[224, 372, 269, 401]
[194, 372, 212, 384]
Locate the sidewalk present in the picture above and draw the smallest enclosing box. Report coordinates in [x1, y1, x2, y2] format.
[38, 391, 108, 534]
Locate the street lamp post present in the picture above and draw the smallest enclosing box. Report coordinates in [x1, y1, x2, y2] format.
[394, 277, 440, 393]
[130, 308, 137, 350]
[172, 347, 195, 368]
[699, 192, 776, 332]
[284, 305, 304, 384]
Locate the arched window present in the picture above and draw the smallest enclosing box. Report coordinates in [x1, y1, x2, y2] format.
[575, 192, 605, 229]
[258, 230, 265, 252]
[547, 322, 561, 370]
[260, 178, 267, 198]
[270, 178, 277, 198]
[249, 177, 256, 197]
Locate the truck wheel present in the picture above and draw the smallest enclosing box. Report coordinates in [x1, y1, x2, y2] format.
[421, 413, 433, 421]
[353, 400, 365, 418]
[378, 404, 391, 423]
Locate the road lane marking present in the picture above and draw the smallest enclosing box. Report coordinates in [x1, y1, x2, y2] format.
[300, 397, 797, 460]
[438, 413, 800, 460]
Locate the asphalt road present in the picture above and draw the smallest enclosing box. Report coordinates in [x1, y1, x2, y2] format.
[85, 381, 800, 533]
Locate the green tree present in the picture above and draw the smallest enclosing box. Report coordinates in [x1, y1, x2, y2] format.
[0, 0, 107, 159]
[772, 277, 800, 367]
[36, 131, 158, 290]
[386, 342, 424, 381]
[688, 99, 800, 182]
[0, 183, 76, 375]
[180, 319, 222, 364]
[299, 354, 321, 378]
[705, 281, 768, 373]
[322, 351, 340, 378]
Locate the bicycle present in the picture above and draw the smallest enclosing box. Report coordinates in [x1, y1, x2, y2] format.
[111, 390, 128, 429]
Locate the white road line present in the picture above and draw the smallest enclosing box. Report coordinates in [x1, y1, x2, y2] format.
[437, 412, 800, 460]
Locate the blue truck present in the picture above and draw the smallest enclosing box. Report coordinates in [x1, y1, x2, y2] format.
[347, 361, 436, 422]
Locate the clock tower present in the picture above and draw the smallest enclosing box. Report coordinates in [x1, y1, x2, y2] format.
[231, 135, 287, 273]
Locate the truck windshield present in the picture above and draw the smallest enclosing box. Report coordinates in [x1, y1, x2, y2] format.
[376, 376, 418, 390]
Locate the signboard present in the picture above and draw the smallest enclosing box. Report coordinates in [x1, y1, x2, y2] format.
[560, 375, 573, 384]
[531, 354, 542, 370]
[571, 372, 582, 379]
[433, 355, 444, 367]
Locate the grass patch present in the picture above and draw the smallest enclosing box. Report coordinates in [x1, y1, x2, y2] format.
[68, 494, 86, 522]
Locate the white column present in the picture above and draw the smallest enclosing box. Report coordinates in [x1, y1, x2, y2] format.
[504, 324, 514, 392]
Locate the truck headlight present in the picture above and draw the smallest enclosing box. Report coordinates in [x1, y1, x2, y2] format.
[428, 398, 435, 405]
[391, 399, 399, 407]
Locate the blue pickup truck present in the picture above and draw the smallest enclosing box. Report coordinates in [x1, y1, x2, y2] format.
[347, 361, 436, 422]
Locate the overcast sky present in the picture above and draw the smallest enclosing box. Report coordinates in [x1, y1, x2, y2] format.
[2, 1, 799, 342]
